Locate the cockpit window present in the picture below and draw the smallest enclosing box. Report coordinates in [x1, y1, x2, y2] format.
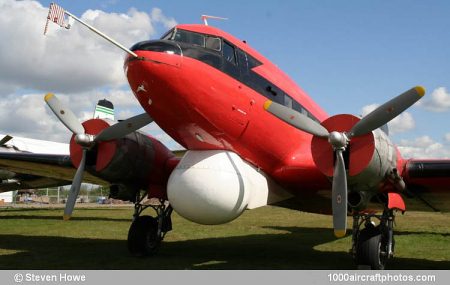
[165, 29, 221, 51]
[223, 41, 236, 65]
[174, 30, 204, 47]
[161, 29, 175, 40]
[205, 36, 221, 51]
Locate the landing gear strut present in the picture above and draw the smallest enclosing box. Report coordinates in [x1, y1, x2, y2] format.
[127, 191, 173, 256]
[351, 209, 395, 269]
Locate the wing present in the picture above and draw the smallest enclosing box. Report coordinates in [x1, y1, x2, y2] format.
[0, 152, 108, 192]
[403, 159, 450, 212]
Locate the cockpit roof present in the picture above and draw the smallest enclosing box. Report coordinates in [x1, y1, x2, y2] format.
[174, 24, 268, 65]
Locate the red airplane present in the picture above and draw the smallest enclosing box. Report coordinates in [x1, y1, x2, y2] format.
[1, 8, 449, 270]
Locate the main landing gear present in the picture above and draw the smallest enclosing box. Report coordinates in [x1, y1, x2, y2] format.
[351, 209, 396, 270]
[127, 191, 173, 256]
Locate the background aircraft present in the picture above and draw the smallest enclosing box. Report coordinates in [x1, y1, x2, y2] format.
[0, 2, 449, 270]
[0, 99, 115, 193]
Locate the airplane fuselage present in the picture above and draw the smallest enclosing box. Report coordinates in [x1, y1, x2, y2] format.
[125, 24, 333, 193]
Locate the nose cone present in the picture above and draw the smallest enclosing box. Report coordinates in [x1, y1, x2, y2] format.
[124, 39, 184, 118]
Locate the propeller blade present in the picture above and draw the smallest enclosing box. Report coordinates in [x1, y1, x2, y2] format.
[0, 135, 13, 146]
[94, 113, 153, 142]
[263, 100, 329, 138]
[349, 86, 425, 138]
[63, 149, 87, 220]
[332, 149, 348, 237]
[44, 93, 84, 135]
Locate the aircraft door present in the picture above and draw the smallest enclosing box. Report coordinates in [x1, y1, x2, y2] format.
[236, 48, 253, 120]
[222, 42, 250, 139]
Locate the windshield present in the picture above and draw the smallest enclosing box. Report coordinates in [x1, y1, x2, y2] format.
[162, 29, 221, 51]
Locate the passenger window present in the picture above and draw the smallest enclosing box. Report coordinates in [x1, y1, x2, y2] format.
[206, 36, 221, 51]
[293, 101, 307, 116]
[223, 41, 236, 65]
[293, 100, 320, 122]
[284, 95, 293, 109]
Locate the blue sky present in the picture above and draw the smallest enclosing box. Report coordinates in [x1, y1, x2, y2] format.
[2, 0, 450, 157]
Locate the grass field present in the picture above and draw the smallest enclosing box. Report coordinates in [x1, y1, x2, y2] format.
[0, 205, 449, 269]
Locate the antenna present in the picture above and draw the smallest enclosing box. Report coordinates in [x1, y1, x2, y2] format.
[201, 15, 228, 26]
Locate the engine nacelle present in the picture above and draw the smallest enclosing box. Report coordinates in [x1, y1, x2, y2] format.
[167, 150, 288, 225]
[70, 118, 175, 196]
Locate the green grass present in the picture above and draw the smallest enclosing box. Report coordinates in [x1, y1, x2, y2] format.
[0, 206, 449, 269]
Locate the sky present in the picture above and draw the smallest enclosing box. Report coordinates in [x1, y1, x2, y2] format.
[0, 0, 449, 158]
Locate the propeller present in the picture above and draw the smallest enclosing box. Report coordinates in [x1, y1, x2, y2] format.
[264, 86, 425, 237]
[44, 93, 153, 220]
[0, 135, 13, 146]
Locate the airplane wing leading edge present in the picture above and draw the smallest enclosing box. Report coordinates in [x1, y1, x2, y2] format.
[0, 152, 107, 192]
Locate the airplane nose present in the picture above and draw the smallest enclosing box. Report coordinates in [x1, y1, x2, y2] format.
[124, 39, 183, 105]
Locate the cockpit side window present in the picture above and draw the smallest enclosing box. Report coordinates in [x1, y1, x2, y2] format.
[223, 41, 237, 65]
[205, 36, 221, 51]
[161, 29, 175, 40]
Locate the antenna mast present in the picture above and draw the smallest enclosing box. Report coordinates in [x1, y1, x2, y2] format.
[201, 15, 228, 26]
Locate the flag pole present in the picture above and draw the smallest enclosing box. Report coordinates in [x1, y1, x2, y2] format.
[63, 10, 138, 58]
[43, 3, 54, 35]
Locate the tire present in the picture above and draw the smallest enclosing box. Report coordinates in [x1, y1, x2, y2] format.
[356, 226, 387, 270]
[127, 216, 160, 257]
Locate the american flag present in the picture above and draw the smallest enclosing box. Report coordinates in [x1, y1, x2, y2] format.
[43, 3, 68, 35]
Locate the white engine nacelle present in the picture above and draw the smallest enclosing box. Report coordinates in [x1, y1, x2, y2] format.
[167, 150, 291, 225]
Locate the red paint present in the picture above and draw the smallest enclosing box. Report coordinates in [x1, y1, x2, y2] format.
[311, 114, 375, 177]
[69, 119, 116, 169]
[96, 141, 117, 172]
[387, 192, 406, 211]
[146, 136, 177, 199]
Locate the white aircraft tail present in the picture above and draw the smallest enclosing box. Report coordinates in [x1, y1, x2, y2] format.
[93, 99, 114, 121]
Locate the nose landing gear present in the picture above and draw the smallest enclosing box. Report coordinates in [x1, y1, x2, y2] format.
[351, 209, 395, 269]
[127, 191, 173, 257]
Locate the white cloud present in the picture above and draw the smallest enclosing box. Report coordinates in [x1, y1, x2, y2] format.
[0, 93, 69, 142]
[445, 133, 450, 143]
[360, 104, 415, 135]
[0, 0, 176, 93]
[150, 8, 178, 29]
[80, 8, 154, 51]
[0, 1, 180, 149]
[397, 135, 450, 159]
[417, 87, 450, 112]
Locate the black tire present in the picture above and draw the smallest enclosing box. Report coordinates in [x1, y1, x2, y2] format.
[127, 216, 160, 257]
[356, 226, 387, 270]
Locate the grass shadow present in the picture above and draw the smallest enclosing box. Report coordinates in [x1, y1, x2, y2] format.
[0, 227, 448, 270]
[0, 215, 131, 222]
